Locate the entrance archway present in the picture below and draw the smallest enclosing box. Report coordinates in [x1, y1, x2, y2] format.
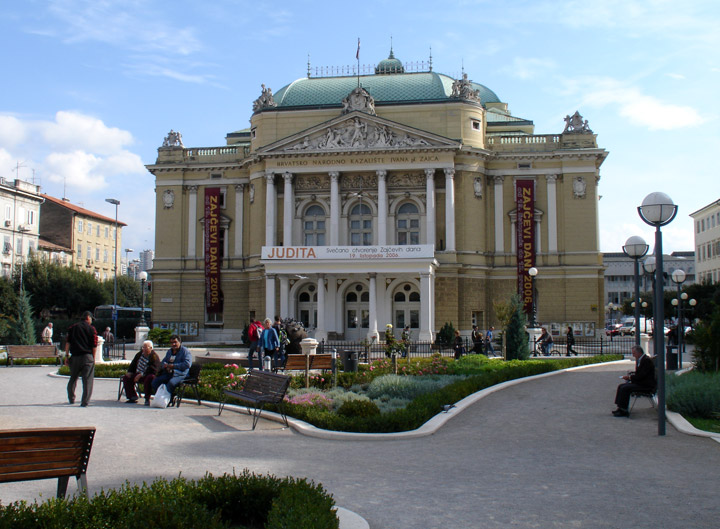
[344, 283, 369, 341]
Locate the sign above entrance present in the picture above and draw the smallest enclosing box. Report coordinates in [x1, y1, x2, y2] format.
[262, 245, 435, 260]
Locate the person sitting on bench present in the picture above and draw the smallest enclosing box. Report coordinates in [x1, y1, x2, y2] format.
[122, 340, 161, 404]
[612, 345, 656, 417]
[150, 335, 192, 406]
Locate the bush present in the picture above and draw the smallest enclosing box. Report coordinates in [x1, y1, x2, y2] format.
[147, 327, 173, 347]
[0, 472, 338, 529]
[667, 370, 720, 419]
[690, 305, 720, 372]
[337, 398, 380, 418]
[436, 322, 456, 346]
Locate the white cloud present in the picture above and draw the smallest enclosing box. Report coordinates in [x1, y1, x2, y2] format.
[41, 111, 134, 155]
[44, 150, 106, 190]
[665, 73, 686, 80]
[506, 57, 556, 80]
[572, 78, 704, 130]
[0, 115, 28, 148]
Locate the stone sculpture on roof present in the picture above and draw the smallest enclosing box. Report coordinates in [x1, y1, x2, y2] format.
[162, 129, 184, 148]
[341, 86, 376, 115]
[253, 84, 277, 112]
[563, 111, 593, 134]
[450, 73, 482, 103]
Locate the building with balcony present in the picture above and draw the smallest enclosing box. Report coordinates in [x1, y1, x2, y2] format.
[147, 50, 608, 342]
[690, 199, 720, 284]
[0, 178, 43, 279]
[39, 195, 126, 281]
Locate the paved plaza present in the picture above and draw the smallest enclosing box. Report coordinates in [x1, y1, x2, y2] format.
[1, 361, 719, 528]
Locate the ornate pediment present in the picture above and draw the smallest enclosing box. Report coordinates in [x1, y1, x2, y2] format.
[259, 113, 459, 155]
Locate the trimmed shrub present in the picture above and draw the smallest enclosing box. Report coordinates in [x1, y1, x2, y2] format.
[337, 398, 380, 418]
[667, 370, 720, 419]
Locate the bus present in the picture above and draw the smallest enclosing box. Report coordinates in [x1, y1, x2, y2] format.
[93, 305, 152, 323]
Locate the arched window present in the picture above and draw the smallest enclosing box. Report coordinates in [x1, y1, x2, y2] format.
[349, 203, 372, 246]
[396, 202, 420, 245]
[304, 205, 326, 246]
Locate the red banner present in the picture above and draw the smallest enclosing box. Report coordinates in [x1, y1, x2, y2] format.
[516, 180, 535, 316]
[205, 187, 222, 314]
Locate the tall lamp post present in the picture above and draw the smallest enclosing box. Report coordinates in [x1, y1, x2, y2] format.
[124, 248, 134, 277]
[528, 267, 539, 327]
[138, 271, 148, 326]
[106, 198, 120, 341]
[623, 235, 649, 347]
[670, 269, 696, 370]
[638, 192, 677, 436]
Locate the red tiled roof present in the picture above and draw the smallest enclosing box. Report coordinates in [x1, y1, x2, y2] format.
[38, 238, 73, 252]
[41, 194, 128, 226]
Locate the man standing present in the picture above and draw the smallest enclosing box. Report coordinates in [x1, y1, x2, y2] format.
[151, 335, 192, 406]
[612, 345, 656, 417]
[102, 327, 114, 357]
[65, 311, 98, 407]
[485, 326, 495, 356]
[247, 319, 264, 371]
[41, 322, 53, 344]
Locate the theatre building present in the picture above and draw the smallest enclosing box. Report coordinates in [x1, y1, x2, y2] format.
[146, 51, 607, 342]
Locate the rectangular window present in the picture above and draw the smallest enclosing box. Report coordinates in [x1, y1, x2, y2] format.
[86, 247, 91, 260]
[78, 244, 82, 259]
[4, 205, 10, 220]
[27, 210, 35, 225]
[104, 249, 108, 263]
[16, 238, 22, 255]
[105, 227, 109, 238]
[78, 220, 83, 232]
[96, 225, 100, 237]
[95, 247, 100, 260]
[87, 222, 92, 235]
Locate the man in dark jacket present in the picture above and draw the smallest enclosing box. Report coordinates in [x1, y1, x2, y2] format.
[150, 335, 192, 405]
[612, 345, 656, 417]
[65, 311, 98, 407]
[122, 340, 161, 404]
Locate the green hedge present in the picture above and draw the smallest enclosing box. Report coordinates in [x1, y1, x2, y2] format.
[0, 472, 338, 529]
[667, 370, 720, 419]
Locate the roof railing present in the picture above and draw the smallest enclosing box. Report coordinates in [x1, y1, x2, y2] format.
[308, 61, 432, 78]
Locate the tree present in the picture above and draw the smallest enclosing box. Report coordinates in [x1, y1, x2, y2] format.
[0, 277, 16, 342]
[15, 289, 36, 345]
[104, 275, 143, 307]
[505, 294, 530, 361]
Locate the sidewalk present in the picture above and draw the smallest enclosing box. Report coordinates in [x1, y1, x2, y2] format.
[1, 361, 719, 528]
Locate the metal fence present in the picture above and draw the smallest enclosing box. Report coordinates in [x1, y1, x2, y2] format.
[317, 335, 632, 362]
[103, 339, 135, 361]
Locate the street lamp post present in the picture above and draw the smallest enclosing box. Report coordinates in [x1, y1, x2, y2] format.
[17, 225, 31, 292]
[670, 269, 686, 369]
[623, 236, 649, 347]
[106, 198, 120, 341]
[528, 267, 539, 328]
[638, 192, 678, 436]
[138, 271, 148, 326]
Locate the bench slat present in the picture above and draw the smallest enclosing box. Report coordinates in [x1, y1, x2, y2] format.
[283, 354, 333, 371]
[0, 447, 87, 462]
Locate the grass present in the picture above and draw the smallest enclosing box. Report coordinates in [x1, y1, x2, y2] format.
[685, 417, 720, 434]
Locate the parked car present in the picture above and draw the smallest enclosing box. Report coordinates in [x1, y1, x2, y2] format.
[618, 323, 636, 336]
[605, 323, 622, 336]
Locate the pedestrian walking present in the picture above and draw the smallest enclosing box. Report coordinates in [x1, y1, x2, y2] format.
[65, 311, 98, 407]
[566, 326, 578, 356]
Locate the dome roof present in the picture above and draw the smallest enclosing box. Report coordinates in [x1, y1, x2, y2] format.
[272, 71, 500, 109]
[375, 49, 404, 74]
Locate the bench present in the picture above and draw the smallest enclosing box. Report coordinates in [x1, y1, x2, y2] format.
[174, 362, 203, 407]
[0, 427, 96, 498]
[629, 390, 656, 416]
[218, 371, 290, 430]
[280, 353, 334, 372]
[5, 345, 60, 367]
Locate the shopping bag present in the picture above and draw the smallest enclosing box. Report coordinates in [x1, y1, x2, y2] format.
[151, 384, 171, 408]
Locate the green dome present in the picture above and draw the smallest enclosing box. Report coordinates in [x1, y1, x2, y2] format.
[375, 50, 404, 74]
[272, 71, 500, 109]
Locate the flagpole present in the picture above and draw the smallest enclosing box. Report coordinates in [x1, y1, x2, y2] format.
[356, 37, 360, 88]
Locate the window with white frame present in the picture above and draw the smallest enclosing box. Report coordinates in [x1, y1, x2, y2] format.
[87, 222, 92, 235]
[104, 249, 108, 263]
[396, 202, 420, 245]
[349, 203, 372, 246]
[27, 210, 35, 225]
[105, 226, 109, 238]
[303, 205, 326, 246]
[78, 220, 83, 233]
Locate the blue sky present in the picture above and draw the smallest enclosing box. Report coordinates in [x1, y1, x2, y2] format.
[1, 0, 717, 256]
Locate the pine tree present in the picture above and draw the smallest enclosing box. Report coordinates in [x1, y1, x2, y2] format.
[505, 294, 530, 360]
[15, 288, 36, 345]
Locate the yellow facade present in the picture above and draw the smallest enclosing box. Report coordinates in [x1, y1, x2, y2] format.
[147, 57, 607, 342]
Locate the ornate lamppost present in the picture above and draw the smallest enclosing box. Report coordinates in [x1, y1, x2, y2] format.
[623, 235, 649, 347]
[138, 271, 148, 326]
[528, 267, 539, 328]
[638, 192, 677, 436]
[105, 198, 120, 341]
[670, 269, 696, 370]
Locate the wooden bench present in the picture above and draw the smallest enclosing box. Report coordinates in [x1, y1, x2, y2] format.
[218, 371, 290, 430]
[280, 353, 334, 372]
[0, 427, 96, 498]
[5, 345, 60, 367]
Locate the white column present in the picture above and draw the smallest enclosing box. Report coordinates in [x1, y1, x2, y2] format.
[283, 172, 293, 246]
[265, 172, 276, 247]
[187, 186, 198, 258]
[265, 274, 276, 320]
[316, 275, 327, 342]
[494, 176, 505, 253]
[329, 172, 340, 246]
[444, 168, 456, 251]
[425, 169, 436, 248]
[279, 276, 289, 319]
[377, 170, 387, 245]
[368, 273, 378, 341]
[546, 174, 557, 253]
[420, 272, 433, 341]
[326, 275, 337, 335]
[234, 184, 244, 257]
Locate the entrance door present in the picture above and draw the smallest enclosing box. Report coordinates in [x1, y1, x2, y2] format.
[298, 285, 317, 330]
[393, 284, 420, 339]
[345, 283, 369, 341]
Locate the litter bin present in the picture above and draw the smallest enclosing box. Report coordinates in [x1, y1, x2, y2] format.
[666, 345, 678, 370]
[341, 350, 358, 372]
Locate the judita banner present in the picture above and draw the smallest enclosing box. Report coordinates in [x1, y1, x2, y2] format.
[516, 180, 535, 316]
[204, 187, 223, 314]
